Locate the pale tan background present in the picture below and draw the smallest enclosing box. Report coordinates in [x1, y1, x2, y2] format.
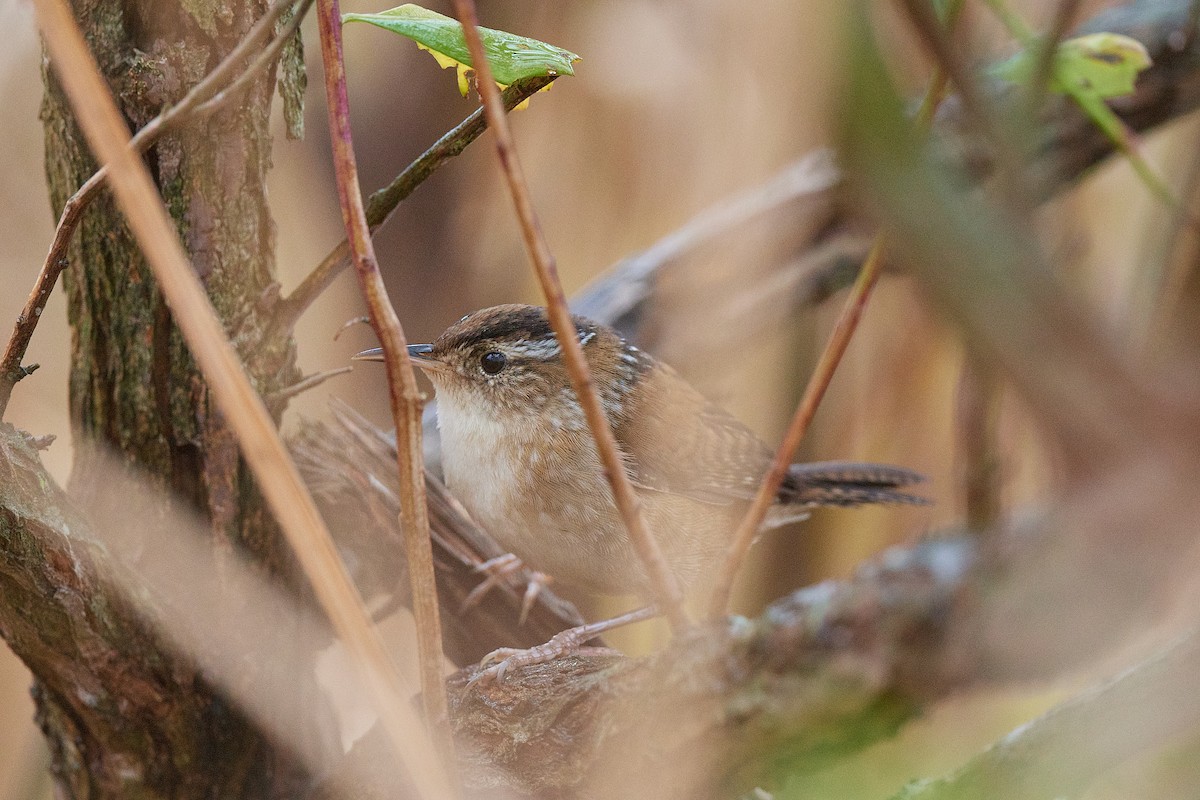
[0, 0, 1182, 795]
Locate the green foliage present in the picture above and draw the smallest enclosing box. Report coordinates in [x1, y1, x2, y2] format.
[985, 3, 1170, 207]
[991, 32, 1151, 101]
[343, 4, 579, 96]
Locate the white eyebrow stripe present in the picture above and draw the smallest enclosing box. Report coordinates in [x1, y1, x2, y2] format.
[515, 330, 596, 360]
[515, 338, 562, 360]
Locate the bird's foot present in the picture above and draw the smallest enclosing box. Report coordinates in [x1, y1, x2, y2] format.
[460, 553, 552, 625]
[467, 605, 658, 686]
[469, 632, 617, 685]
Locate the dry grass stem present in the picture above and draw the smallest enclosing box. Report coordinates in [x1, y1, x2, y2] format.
[0, 0, 309, 417]
[449, 0, 690, 632]
[706, 238, 888, 617]
[313, 0, 456, 776]
[29, 1, 453, 797]
[956, 359, 1004, 532]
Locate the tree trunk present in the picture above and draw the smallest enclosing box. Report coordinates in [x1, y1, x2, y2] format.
[31, 0, 306, 795]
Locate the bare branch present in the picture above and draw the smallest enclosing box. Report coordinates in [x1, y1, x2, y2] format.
[706, 1, 965, 617]
[264, 366, 352, 408]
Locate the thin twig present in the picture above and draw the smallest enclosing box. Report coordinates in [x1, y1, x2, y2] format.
[271, 75, 555, 337]
[946, 0, 1081, 534]
[28, 3, 454, 799]
[448, 0, 690, 633]
[706, 239, 887, 617]
[193, 0, 315, 118]
[313, 0, 456, 777]
[265, 366, 352, 406]
[706, 1, 966, 618]
[1024, 0, 1085, 116]
[0, 0, 309, 417]
[903, 0, 1033, 218]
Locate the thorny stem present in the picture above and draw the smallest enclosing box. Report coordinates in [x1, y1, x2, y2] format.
[314, 0, 457, 777]
[271, 75, 555, 338]
[29, 0, 452, 797]
[706, 0, 967, 618]
[0, 0, 311, 418]
[449, 0, 691, 633]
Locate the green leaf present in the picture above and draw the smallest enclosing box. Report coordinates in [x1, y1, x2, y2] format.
[991, 30, 1171, 207]
[991, 32, 1151, 100]
[343, 4, 579, 96]
[1054, 33, 1151, 98]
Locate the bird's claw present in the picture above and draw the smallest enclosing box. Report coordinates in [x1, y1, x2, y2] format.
[460, 553, 551, 625]
[478, 646, 520, 668]
[517, 573, 549, 625]
[468, 628, 616, 687]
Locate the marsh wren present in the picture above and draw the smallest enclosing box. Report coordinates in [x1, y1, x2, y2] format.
[356, 304, 925, 602]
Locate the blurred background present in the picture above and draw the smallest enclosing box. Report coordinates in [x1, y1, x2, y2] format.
[1, 0, 1191, 797]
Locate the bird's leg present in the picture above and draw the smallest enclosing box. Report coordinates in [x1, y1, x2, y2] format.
[468, 605, 658, 685]
[460, 553, 553, 624]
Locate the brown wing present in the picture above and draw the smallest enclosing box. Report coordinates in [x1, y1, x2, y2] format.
[613, 360, 926, 508]
[613, 360, 775, 505]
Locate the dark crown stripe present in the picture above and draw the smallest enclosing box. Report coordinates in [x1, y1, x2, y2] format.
[442, 305, 599, 351]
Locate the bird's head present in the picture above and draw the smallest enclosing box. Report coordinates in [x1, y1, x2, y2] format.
[355, 304, 646, 423]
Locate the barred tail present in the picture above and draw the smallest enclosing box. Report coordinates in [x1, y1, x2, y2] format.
[780, 461, 928, 508]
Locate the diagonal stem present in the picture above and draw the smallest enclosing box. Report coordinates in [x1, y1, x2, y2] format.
[270, 75, 554, 338]
[313, 0, 457, 777]
[705, 239, 888, 617]
[448, 0, 690, 632]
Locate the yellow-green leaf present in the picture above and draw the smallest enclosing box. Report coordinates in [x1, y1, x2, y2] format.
[343, 4, 579, 97]
[1054, 33, 1151, 98]
[992, 32, 1151, 100]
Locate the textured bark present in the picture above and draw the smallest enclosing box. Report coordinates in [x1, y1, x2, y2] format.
[30, 0, 305, 796]
[0, 426, 267, 799]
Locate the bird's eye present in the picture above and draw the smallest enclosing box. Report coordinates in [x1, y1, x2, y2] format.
[479, 351, 507, 375]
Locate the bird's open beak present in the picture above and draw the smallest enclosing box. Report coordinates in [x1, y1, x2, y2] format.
[352, 344, 450, 373]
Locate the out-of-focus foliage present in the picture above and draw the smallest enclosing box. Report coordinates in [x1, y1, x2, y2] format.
[991, 32, 1151, 100]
